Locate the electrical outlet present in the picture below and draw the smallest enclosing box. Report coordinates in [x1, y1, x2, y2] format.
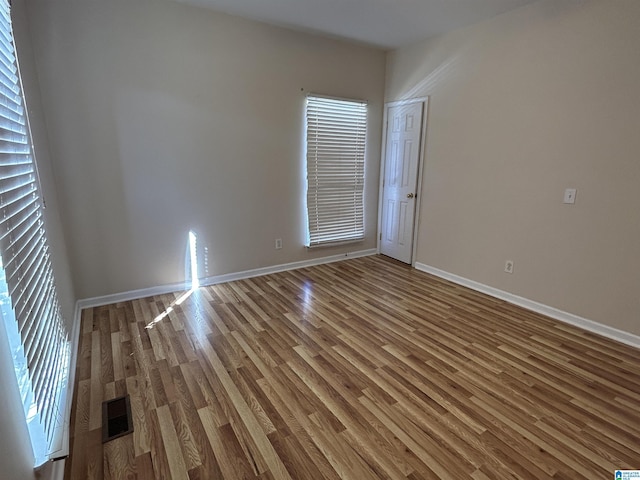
[275, 238, 282, 250]
[504, 260, 514, 274]
[563, 188, 577, 204]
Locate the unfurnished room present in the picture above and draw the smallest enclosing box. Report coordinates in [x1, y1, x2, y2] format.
[0, 0, 639, 479]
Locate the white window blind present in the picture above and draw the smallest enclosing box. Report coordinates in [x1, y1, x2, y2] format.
[305, 95, 367, 246]
[0, 0, 69, 465]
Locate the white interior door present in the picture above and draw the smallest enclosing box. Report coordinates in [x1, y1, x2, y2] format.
[380, 102, 424, 264]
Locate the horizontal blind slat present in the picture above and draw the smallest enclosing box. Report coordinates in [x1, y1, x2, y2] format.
[305, 95, 367, 246]
[31, 311, 58, 411]
[41, 335, 66, 442]
[21, 269, 54, 356]
[4, 219, 44, 283]
[29, 298, 57, 399]
[0, 202, 41, 252]
[13, 249, 49, 324]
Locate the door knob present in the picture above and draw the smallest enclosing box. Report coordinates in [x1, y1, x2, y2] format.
[407, 193, 415, 199]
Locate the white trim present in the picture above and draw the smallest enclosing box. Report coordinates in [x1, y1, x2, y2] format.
[305, 238, 365, 249]
[77, 249, 377, 309]
[45, 304, 81, 476]
[47, 302, 82, 464]
[376, 103, 389, 254]
[306, 92, 368, 105]
[411, 98, 429, 267]
[385, 97, 428, 108]
[414, 263, 640, 349]
[200, 249, 376, 287]
[48, 457, 66, 480]
[77, 281, 188, 310]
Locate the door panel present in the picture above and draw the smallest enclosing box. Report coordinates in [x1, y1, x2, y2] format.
[384, 198, 396, 242]
[380, 102, 424, 264]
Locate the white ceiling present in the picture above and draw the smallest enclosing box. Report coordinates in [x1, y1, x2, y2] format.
[176, 0, 539, 49]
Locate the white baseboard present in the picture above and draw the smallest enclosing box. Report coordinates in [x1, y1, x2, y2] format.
[77, 248, 377, 311]
[76, 281, 188, 310]
[414, 263, 640, 349]
[198, 248, 377, 287]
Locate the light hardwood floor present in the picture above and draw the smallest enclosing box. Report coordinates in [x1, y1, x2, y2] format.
[65, 255, 640, 479]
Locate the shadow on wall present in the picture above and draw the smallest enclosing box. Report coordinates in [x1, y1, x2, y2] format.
[400, 53, 461, 100]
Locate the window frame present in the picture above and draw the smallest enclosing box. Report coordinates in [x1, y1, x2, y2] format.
[0, 0, 70, 466]
[304, 94, 368, 247]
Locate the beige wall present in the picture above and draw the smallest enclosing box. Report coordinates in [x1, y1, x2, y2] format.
[24, 0, 386, 299]
[386, 0, 640, 336]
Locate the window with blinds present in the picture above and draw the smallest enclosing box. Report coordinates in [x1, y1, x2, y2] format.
[0, 0, 69, 466]
[305, 95, 367, 247]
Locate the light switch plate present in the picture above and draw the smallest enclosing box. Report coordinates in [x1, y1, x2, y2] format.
[563, 188, 577, 204]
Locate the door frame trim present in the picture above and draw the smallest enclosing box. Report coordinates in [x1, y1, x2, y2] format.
[377, 97, 429, 266]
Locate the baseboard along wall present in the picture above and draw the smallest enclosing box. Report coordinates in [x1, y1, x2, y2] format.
[75, 248, 377, 312]
[414, 262, 640, 349]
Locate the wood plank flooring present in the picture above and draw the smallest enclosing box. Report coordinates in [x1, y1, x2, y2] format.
[65, 255, 640, 479]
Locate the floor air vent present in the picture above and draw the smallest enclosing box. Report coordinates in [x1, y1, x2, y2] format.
[102, 395, 133, 443]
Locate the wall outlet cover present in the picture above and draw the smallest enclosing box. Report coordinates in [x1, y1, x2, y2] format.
[504, 260, 514, 274]
[563, 188, 577, 204]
